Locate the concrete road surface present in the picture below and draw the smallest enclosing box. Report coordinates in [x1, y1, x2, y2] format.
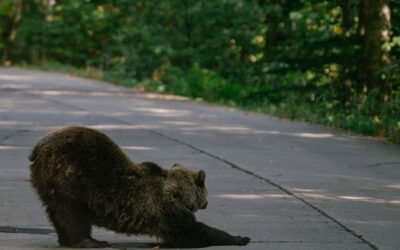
[0, 68, 399, 250]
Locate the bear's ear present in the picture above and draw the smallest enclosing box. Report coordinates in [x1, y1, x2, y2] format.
[196, 170, 206, 187]
[172, 163, 180, 168]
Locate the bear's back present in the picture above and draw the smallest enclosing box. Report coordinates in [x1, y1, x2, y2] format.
[30, 127, 136, 193]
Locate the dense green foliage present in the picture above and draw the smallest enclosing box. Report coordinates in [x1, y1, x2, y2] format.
[1, 0, 399, 142]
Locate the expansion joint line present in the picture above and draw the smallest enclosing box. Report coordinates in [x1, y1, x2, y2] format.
[0, 129, 30, 144]
[147, 129, 379, 250]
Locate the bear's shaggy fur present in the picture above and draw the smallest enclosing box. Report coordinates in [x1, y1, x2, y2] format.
[29, 127, 250, 248]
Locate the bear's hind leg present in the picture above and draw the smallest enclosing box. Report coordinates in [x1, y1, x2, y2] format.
[46, 198, 109, 248]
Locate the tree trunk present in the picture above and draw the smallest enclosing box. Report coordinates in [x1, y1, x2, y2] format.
[182, 0, 192, 66]
[260, 0, 288, 57]
[3, 0, 23, 62]
[357, 0, 365, 36]
[339, 0, 358, 104]
[361, 0, 391, 92]
[341, 0, 354, 37]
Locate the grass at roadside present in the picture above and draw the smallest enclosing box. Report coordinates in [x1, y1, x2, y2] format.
[17, 62, 139, 88]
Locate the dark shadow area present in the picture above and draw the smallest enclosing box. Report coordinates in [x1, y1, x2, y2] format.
[111, 242, 164, 249]
[111, 242, 224, 249]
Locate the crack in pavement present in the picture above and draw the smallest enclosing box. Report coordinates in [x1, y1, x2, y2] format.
[354, 162, 400, 168]
[0, 226, 54, 235]
[0, 178, 30, 182]
[250, 240, 364, 244]
[21, 89, 379, 249]
[0, 129, 30, 145]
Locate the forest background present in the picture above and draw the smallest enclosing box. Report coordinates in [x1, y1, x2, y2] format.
[0, 0, 399, 142]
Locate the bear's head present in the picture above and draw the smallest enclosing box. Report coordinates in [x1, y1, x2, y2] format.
[164, 164, 208, 212]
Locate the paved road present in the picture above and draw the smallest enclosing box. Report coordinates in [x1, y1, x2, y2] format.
[0, 68, 399, 250]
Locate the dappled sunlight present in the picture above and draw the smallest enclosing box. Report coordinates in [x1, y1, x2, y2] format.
[0, 145, 29, 150]
[162, 121, 196, 126]
[0, 121, 35, 126]
[215, 189, 400, 205]
[207, 185, 400, 207]
[199, 126, 253, 133]
[0, 83, 31, 90]
[295, 189, 400, 205]
[298, 193, 334, 200]
[215, 193, 292, 200]
[338, 196, 384, 202]
[30, 90, 129, 97]
[0, 75, 38, 81]
[121, 146, 154, 151]
[338, 196, 400, 205]
[133, 107, 191, 118]
[294, 133, 333, 138]
[13, 110, 92, 115]
[138, 92, 190, 101]
[292, 188, 326, 193]
[181, 125, 254, 134]
[182, 131, 203, 136]
[88, 124, 160, 130]
[263, 130, 336, 139]
[176, 125, 342, 139]
[386, 184, 400, 189]
[0, 109, 134, 118]
[293, 188, 335, 200]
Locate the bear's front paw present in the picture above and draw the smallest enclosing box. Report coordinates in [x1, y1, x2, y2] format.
[234, 236, 250, 245]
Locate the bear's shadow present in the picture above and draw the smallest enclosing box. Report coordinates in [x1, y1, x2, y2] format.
[111, 242, 200, 249]
[111, 242, 158, 249]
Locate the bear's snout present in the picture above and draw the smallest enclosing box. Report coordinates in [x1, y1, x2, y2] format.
[201, 201, 208, 209]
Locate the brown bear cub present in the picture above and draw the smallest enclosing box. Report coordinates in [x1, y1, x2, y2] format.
[29, 126, 250, 248]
